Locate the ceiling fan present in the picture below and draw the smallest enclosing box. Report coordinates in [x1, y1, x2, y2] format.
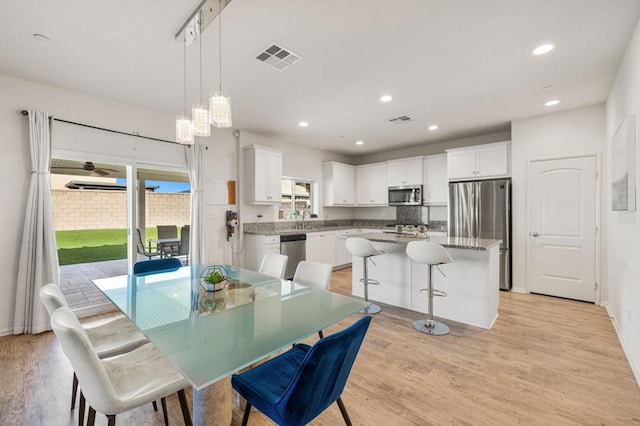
[51, 161, 118, 176]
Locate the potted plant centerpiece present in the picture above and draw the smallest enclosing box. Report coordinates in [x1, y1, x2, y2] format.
[200, 265, 229, 292]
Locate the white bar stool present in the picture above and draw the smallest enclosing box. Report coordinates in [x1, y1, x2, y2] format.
[406, 241, 454, 336]
[346, 237, 384, 314]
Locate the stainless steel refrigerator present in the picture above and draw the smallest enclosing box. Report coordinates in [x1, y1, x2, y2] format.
[448, 179, 512, 290]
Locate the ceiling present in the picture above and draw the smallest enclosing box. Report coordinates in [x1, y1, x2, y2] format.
[2, 0, 639, 155]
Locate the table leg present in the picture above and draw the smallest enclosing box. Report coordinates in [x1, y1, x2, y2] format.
[193, 377, 232, 426]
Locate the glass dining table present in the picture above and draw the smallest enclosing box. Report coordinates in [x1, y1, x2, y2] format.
[92, 264, 369, 426]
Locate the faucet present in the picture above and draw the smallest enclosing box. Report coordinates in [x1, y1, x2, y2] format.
[300, 210, 307, 230]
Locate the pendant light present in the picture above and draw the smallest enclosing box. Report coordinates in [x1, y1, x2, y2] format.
[192, 14, 210, 137]
[209, 0, 232, 128]
[176, 36, 194, 144]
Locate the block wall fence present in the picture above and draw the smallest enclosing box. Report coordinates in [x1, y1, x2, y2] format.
[52, 190, 190, 230]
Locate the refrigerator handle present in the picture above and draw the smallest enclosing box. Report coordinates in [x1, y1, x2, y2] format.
[473, 182, 479, 239]
[505, 180, 511, 247]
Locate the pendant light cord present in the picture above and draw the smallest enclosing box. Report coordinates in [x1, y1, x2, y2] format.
[199, 16, 203, 104]
[183, 38, 187, 115]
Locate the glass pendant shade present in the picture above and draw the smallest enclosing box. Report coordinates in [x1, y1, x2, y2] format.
[209, 91, 232, 128]
[176, 116, 194, 145]
[192, 104, 210, 136]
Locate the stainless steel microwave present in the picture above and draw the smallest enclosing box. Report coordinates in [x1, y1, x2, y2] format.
[388, 185, 423, 206]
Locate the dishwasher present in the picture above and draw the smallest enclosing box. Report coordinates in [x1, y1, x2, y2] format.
[280, 234, 306, 280]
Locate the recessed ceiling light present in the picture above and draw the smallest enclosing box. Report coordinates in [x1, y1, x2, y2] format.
[533, 44, 554, 55]
[545, 100, 560, 106]
[33, 33, 50, 41]
[356, 140, 364, 145]
[380, 95, 393, 103]
[298, 121, 309, 127]
[428, 125, 439, 131]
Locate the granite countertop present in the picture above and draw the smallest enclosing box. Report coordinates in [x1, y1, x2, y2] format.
[244, 225, 387, 236]
[357, 232, 501, 251]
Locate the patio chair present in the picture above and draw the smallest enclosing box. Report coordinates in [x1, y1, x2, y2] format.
[157, 225, 179, 256]
[136, 229, 160, 260]
[172, 225, 190, 265]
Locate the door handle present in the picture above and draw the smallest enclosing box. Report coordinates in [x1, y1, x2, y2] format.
[531, 232, 539, 237]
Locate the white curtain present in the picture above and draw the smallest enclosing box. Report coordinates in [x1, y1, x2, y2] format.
[14, 111, 60, 334]
[186, 141, 206, 265]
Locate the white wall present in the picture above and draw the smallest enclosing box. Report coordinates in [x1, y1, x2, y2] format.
[511, 104, 606, 295]
[0, 74, 237, 334]
[605, 17, 640, 383]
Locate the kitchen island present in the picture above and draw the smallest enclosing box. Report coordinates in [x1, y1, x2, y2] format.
[351, 232, 501, 329]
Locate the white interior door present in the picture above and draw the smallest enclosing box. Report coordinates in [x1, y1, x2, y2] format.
[529, 156, 597, 302]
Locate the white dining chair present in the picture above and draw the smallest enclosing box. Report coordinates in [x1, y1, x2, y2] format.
[293, 261, 333, 338]
[39, 284, 148, 414]
[258, 253, 289, 279]
[50, 307, 192, 426]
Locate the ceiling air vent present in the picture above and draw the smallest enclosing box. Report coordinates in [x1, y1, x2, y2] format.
[256, 44, 301, 71]
[389, 115, 414, 123]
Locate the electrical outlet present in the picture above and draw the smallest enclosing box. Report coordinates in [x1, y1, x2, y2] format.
[382, 211, 386, 217]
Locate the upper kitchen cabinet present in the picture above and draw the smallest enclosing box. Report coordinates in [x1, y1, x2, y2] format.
[244, 145, 282, 204]
[422, 154, 448, 205]
[446, 141, 510, 181]
[387, 157, 423, 186]
[323, 161, 355, 206]
[356, 163, 388, 206]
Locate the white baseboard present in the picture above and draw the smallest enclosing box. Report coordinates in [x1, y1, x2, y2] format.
[0, 326, 14, 337]
[510, 286, 527, 294]
[605, 304, 640, 389]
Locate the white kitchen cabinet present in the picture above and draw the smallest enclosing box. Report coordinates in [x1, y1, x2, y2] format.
[356, 163, 388, 206]
[387, 157, 423, 186]
[244, 145, 282, 204]
[323, 162, 355, 206]
[446, 141, 510, 181]
[306, 231, 336, 266]
[334, 229, 360, 266]
[244, 234, 280, 271]
[422, 154, 448, 205]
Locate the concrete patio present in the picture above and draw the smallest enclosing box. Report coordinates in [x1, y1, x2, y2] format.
[59, 259, 127, 312]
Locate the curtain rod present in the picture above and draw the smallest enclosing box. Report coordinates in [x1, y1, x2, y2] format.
[19, 110, 180, 145]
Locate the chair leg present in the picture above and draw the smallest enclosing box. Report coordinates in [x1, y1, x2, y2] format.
[153, 400, 158, 411]
[241, 402, 252, 426]
[87, 406, 96, 426]
[161, 397, 169, 426]
[79, 392, 85, 426]
[107, 414, 116, 426]
[318, 330, 324, 339]
[177, 389, 193, 426]
[336, 397, 352, 426]
[71, 372, 78, 410]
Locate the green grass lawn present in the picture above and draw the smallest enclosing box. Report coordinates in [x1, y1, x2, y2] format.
[56, 228, 159, 265]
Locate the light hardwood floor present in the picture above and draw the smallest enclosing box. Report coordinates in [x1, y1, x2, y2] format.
[2, 267, 640, 425]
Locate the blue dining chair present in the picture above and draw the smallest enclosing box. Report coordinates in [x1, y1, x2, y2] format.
[231, 316, 372, 426]
[133, 258, 182, 275]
